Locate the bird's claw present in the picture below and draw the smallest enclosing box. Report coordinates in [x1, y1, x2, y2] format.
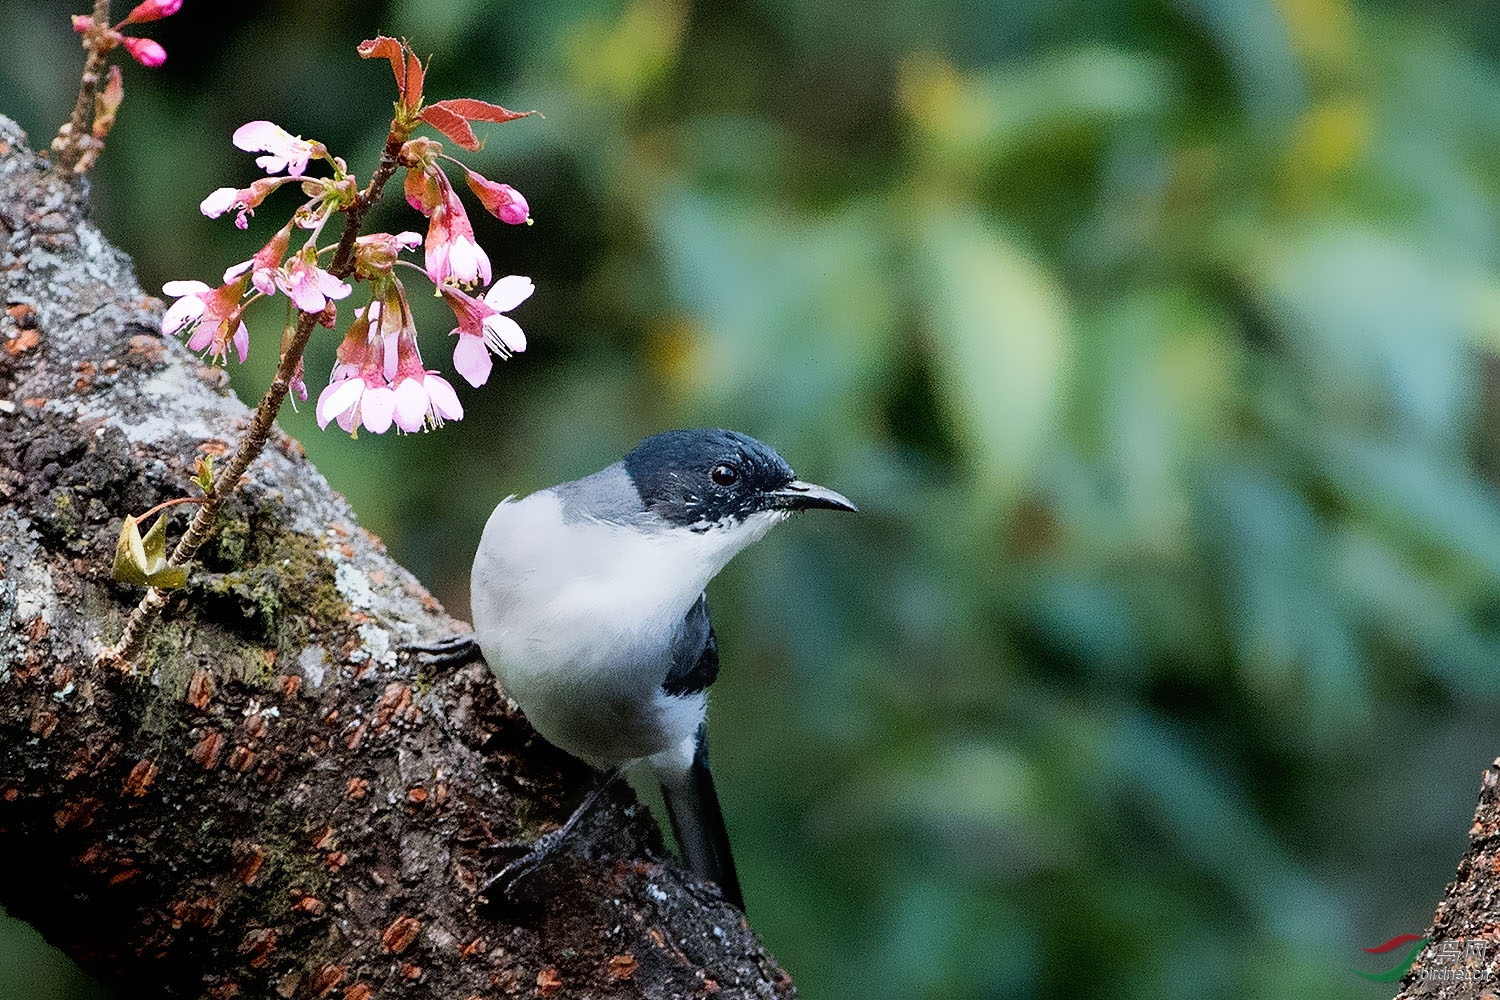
[478, 828, 566, 906]
[406, 633, 482, 668]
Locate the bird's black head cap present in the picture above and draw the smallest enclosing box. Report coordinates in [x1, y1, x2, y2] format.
[624, 429, 799, 527]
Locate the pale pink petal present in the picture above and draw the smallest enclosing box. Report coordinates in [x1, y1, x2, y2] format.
[484, 275, 534, 312]
[315, 269, 352, 301]
[447, 238, 480, 284]
[471, 241, 493, 285]
[382, 333, 399, 382]
[161, 295, 205, 335]
[392, 379, 429, 432]
[316, 378, 363, 430]
[362, 386, 398, 434]
[163, 279, 211, 296]
[483, 314, 526, 354]
[222, 259, 253, 282]
[200, 187, 239, 218]
[424, 374, 464, 421]
[232, 121, 283, 152]
[232, 322, 250, 363]
[395, 231, 422, 250]
[186, 325, 214, 351]
[452, 335, 492, 388]
[233, 120, 313, 177]
[289, 279, 325, 314]
[424, 246, 449, 286]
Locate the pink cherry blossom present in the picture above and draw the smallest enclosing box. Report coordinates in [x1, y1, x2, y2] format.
[72, 2, 178, 66]
[316, 313, 387, 434]
[161, 279, 210, 336]
[233, 121, 322, 178]
[424, 195, 490, 287]
[392, 371, 464, 431]
[222, 222, 292, 296]
[162, 277, 250, 364]
[200, 176, 299, 229]
[275, 252, 352, 314]
[482, 275, 533, 352]
[402, 161, 490, 288]
[317, 375, 376, 433]
[438, 275, 530, 388]
[200, 187, 238, 218]
[318, 280, 466, 435]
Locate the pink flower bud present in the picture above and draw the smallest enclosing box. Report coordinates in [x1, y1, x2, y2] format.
[464, 170, 530, 225]
[121, 36, 167, 67]
[71, 15, 93, 33]
[119, 0, 183, 26]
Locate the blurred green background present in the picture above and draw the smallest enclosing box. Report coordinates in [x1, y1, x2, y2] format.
[6, 0, 1500, 997]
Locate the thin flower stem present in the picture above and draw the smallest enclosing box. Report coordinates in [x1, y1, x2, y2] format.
[134, 496, 207, 522]
[52, 0, 114, 174]
[102, 125, 412, 670]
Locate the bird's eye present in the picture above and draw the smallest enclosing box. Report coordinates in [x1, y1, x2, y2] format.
[711, 463, 740, 486]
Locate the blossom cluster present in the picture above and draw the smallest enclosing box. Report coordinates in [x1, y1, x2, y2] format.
[159, 38, 535, 436]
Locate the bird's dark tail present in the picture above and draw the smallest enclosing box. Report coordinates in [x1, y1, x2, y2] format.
[659, 725, 744, 910]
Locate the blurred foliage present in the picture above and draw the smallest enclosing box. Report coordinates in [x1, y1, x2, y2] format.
[5, 0, 1500, 997]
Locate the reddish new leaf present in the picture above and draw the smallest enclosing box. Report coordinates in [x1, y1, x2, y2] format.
[425, 98, 530, 125]
[419, 104, 480, 151]
[358, 37, 424, 110]
[357, 37, 404, 85]
[404, 47, 426, 110]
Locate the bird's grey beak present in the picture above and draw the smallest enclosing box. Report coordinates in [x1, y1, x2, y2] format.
[771, 480, 858, 513]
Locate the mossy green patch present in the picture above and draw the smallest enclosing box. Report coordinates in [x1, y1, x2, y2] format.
[48, 489, 81, 540]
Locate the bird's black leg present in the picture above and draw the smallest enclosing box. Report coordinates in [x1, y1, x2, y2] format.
[405, 633, 483, 668]
[481, 768, 622, 904]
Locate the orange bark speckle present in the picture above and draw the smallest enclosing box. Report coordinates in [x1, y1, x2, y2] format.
[122, 759, 157, 797]
[382, 915, 421, 954]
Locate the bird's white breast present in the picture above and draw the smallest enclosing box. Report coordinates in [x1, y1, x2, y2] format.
[469, 489, 783, 767]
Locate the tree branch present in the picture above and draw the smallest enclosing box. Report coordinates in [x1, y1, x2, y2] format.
[1391, 759, 1500, 998]
[0, 115, 793, 1000]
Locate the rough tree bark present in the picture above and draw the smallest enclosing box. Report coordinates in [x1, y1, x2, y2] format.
[0, 115, 795, 1000]
[1392, 760, 1500, 999]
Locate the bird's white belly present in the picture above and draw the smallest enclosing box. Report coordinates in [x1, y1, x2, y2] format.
[485, 603, 697, 768]
[470, 494, 717, 768]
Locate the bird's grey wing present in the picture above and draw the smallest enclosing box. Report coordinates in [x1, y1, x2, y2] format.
[661, 593, 720, 696]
